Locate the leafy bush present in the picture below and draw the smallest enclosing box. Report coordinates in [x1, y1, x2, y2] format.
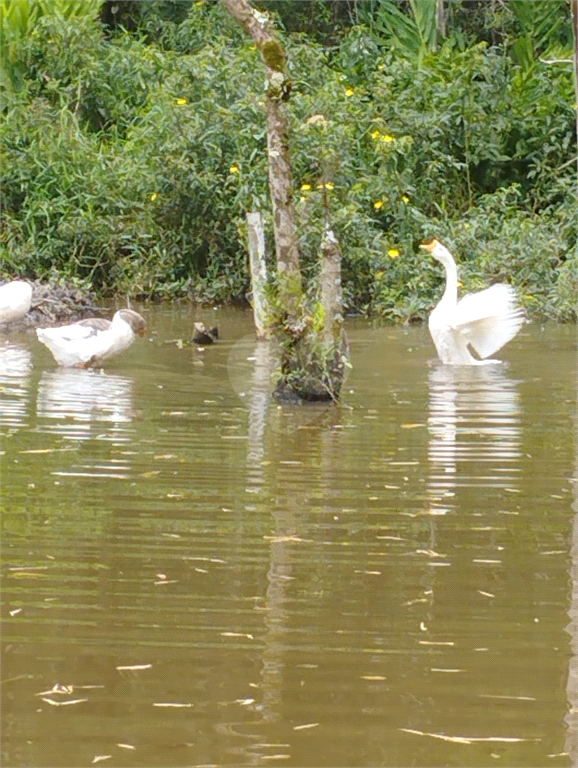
[1, 1, 575, 321]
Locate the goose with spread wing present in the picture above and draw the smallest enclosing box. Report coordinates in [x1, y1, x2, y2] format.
[36, 309, 146, 368]
[420, 240, 525, 365]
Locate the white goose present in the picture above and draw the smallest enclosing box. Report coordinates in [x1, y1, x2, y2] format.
[0, 281, 33, 324]
[420, 239, 525, 365]
[36, 309, 146, 368]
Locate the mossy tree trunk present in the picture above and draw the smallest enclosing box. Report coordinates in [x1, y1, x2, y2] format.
[222, 0, 301, 313]
[572, 0, 578, 159]
[223, 0, 348, 402]
[276, 225, 348, 403]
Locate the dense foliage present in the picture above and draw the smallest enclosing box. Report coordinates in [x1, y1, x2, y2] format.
[1, 0, 576, 320]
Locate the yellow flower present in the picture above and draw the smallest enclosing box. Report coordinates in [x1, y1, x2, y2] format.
[150, 193, 158, 202]
[195, 1, 204, 6]
[401, 195, 409, 203]
[371, 130, 381, 140]
[229, 164, 240, 174]
[345, 87, 354, 96]
[373, 200, 384, 210]
[301, 183, 312, 191]
[317, 182, 334, 190]
[382, 135, 395, 143]
[388, 248, 400, 258]
[176, 98, 187, 105]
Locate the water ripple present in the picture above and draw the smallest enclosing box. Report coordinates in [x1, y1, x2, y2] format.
[427, 364, 521, 503]
[0, 341, 32, 429]
[36, 368, 136, 443]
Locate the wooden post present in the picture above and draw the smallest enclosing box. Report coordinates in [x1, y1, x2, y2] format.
[246, 211, 269, 340]
[319, 226, 343, 347]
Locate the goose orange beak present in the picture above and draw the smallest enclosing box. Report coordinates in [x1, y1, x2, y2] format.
[420, 239, 439, 252]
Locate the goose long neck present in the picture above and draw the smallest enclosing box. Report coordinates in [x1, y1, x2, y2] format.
[438, 248, 458, 305]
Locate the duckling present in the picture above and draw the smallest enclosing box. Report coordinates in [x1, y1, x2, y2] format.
[192, 322, 219, 345]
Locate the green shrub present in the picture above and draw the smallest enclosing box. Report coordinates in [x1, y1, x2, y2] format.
[0, 2, 575, 321]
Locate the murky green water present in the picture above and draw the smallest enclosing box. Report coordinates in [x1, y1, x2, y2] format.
[1, 307, 576, 768]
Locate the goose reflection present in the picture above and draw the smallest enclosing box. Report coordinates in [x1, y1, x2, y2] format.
[427, 363, 521, 508]
[36, 367, 135, 443]
[0, 341, 32, 429]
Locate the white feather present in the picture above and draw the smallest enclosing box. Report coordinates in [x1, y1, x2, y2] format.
[0, 281, 33, 323]
[421, 241, 525, 366]
[453, 284, 526, 359]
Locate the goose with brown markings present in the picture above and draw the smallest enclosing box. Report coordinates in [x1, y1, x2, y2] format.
[36, 309, 146, 368]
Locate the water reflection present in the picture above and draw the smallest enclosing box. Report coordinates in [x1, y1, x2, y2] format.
[247, 341, 273, 466]
[0, 341, 32, 429]
[229, 334, 343, 448]
[36, 367, 135, 443]
[566, 501, 578, 764]
[427, 363, 521, 508]
[1, 313, 575, 768]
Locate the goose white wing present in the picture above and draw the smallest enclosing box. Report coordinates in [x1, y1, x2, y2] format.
[36, 313, 141, 367]
[452, 284, 525, 359]
[37, 322, 104, 342]
[37, 321, 117, 367]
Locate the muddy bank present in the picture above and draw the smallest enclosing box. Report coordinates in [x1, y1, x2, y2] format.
[1, 280, 104, 330]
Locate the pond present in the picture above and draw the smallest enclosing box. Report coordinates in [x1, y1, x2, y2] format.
[1, 307, 576, 768]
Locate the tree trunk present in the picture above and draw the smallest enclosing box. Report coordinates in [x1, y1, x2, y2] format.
[223, 0, 348, 402]
[222, 0, 300, 288]
[570, 0, 578, 168]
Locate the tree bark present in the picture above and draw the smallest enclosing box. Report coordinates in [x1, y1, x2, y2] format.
[222, 0, 301, 283]
[570, 0, 578, 169]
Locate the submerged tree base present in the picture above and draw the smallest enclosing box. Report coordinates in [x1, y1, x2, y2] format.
[273, 335, 350, 403]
